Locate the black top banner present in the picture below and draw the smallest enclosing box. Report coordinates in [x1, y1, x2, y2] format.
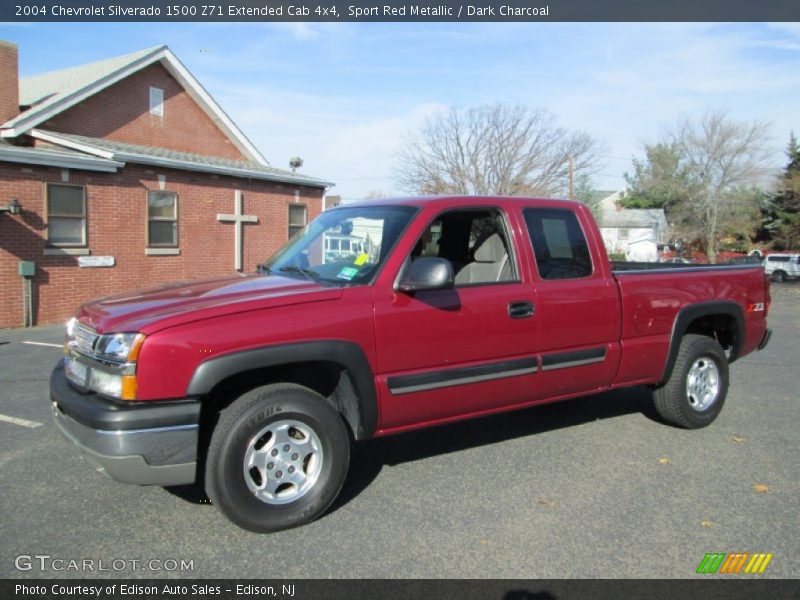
[5, 0, 800, 22]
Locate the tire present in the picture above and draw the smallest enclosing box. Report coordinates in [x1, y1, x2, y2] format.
[770, 270, 787, 283]
[653, 334, 729, 429]
[205, 383, 350, 533]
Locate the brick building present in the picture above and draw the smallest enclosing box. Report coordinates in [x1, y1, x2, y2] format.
[0, 42, 331, 329]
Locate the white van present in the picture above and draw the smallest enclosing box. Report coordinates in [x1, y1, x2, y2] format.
[764, 253, 800, 282]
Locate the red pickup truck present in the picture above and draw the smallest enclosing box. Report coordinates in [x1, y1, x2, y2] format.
[51, 196, 771, 532]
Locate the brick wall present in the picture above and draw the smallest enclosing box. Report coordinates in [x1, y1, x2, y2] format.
[0, 41, 18, 124]
[0, 162, 323, 329]
[42, 63, 247, 161]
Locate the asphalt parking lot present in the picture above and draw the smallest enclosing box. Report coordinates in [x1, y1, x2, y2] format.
[0, 285, 798, 579]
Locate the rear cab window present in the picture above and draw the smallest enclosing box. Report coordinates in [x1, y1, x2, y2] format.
[523, 208, 593, 280]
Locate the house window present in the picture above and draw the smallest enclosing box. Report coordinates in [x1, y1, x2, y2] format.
[149, 86, 164, 116]
[288, 204, 307, 239]
[46, 183, 86, 246]
[147, 191, 178, 247]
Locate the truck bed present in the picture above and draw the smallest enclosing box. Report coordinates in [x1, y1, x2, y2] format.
[608, 262, 768, 389]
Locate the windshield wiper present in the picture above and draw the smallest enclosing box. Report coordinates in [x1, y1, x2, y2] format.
[278, 266, 321, 282]
[257, 263, 273, 275]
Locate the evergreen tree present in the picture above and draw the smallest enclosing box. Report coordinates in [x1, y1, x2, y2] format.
[621, 142, 692, 212]
[769, 132, 800, 249]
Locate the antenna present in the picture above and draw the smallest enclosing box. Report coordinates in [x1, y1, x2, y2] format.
[289, 157, 303, 172]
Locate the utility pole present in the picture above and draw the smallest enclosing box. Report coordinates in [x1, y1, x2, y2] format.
[568, 155, 574, 200]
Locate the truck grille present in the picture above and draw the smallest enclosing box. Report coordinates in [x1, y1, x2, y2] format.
[74, 323, 98, 355]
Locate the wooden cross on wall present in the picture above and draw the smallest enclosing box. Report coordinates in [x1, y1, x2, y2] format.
[217, 190, 258, 271]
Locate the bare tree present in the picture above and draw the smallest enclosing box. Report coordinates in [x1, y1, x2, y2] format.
[362, 189, 392, 200]
[395, 104, 601, 198]
[668, 111, 772, 260]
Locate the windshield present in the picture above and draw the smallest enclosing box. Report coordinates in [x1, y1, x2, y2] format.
[261, 205, 417, 285]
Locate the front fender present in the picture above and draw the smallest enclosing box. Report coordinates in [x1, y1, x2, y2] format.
[185, 340, 378, 439]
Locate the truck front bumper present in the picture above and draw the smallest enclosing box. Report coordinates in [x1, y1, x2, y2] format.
[50, 361, 200, 486]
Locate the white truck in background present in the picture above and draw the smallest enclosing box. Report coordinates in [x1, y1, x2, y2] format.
[764, 253, 800, 282]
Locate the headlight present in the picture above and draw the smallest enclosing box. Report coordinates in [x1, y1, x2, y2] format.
[64, 317, 78, 356]
[94, 333, 145, 363]
[63, 327, 145, 400]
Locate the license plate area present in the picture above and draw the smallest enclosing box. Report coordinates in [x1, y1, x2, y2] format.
[64, 356, 88, 387]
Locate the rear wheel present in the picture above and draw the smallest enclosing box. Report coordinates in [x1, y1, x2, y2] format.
[653, 334, 729, 429]
[205, 383, 350, 533]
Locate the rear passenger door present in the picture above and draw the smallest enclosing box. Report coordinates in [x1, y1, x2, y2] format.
[521, 207, 621, 398]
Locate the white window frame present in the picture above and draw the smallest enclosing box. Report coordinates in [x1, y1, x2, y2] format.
[149, 86, 164, 116]
[46, 183, 87, 247]
[146, 190, 179, 248]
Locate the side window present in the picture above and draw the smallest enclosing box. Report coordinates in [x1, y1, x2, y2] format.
[523, 208, 593, 280]
[46, 183, 86, 246]
[410, 208, 517, 285]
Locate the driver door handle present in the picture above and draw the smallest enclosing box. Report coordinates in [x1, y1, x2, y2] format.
[508, 301, 535, 319]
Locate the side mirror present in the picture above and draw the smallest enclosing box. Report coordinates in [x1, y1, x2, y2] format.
[396, 257, 454, 293]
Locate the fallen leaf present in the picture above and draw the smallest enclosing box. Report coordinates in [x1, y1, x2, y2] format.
[479, 539, 488, 545]
[732, 436, 746, 443]
[535, 498, 555, 507]
[658, 457, 671, 464]
[753, 484, 770, 494]
[701, 520, 714, 528]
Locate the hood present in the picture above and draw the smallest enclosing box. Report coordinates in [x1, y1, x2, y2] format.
[76, 273, 343, 334]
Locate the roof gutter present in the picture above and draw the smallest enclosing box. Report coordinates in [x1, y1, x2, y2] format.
[31, 129, 116, 159]
[112, 150, 333, 188]
[30, 129, 333, 189]
[0, 145, 123, 172]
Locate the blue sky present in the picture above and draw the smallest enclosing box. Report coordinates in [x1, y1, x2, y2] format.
[2, 22, 799, 199]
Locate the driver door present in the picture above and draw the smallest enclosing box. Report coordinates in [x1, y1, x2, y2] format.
[372, 207, 540, 432]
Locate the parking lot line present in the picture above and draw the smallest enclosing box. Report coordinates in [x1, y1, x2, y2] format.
[22, 341, 62, 348]
[0, 413, 43, 428]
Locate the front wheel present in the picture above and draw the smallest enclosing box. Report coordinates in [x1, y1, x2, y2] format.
[653, 334, 729, 429]
[205, 383, 350, 533]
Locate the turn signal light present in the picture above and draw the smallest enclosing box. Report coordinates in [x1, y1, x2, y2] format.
[121, 375, 138, 401]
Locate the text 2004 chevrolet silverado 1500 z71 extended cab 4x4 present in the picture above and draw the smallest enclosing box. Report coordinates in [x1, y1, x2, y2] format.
[51, 196, 771, 532]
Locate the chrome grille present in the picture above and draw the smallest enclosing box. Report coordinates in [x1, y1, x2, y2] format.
[74, 323, 98, 355]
